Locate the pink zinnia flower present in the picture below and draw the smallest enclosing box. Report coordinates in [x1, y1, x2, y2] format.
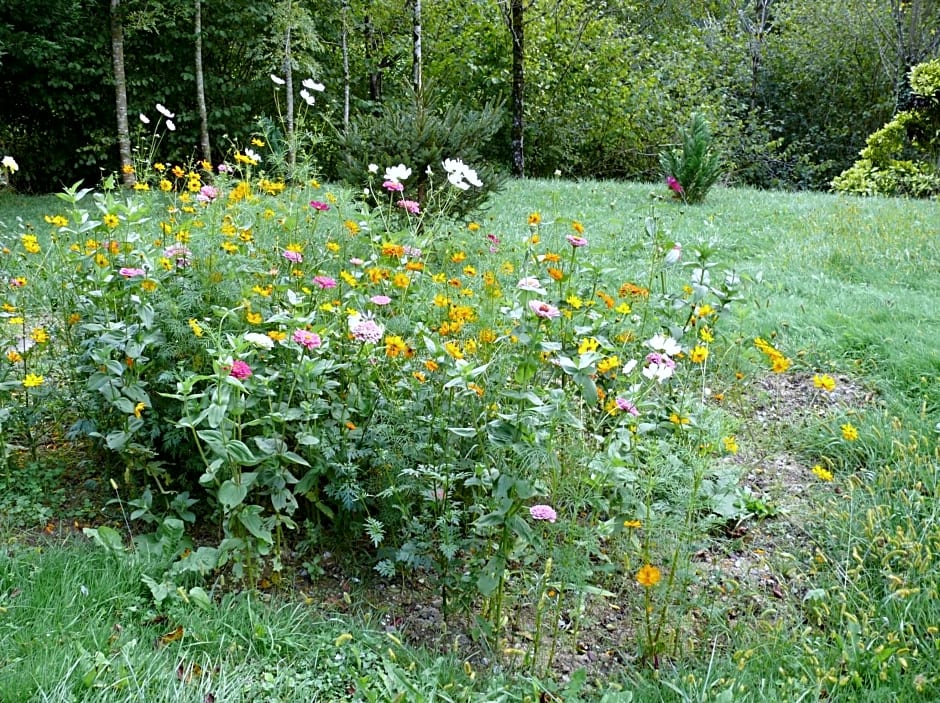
[164, 243, 192, 267]
[528, 299, 561, 320]
[350, 317, 384, 343]
[196, 185, 219, 203]
[283, 249, 303, 263]
[370, 295, 391, 305]
[229, 359, 252, 380]
[529, 504, 557, 523]
[310, 200, 330, 211]
[119, 267, 146, 277]
[666, 175, 684, 195]
[292, 329, 321, 350]
[313, 275, 337, 289]
[396, 199, 420, 214]
[566, 235, 588, 248]
[383, 180, 404, 192]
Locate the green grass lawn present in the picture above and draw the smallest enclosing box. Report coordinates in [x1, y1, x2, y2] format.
[1, 178, 938, 702]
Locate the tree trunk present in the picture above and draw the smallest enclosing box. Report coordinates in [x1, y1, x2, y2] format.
[110, 0, 135, 186]
[509, 0, 525, 177]
[342, 0, 351, 131]
[365, 15, 382, 103]
[194, 0, 212, 164]
[412, 0, 422, 95]
[283, 15, 296, 179]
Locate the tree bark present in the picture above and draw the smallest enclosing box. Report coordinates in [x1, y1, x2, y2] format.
[509, 0, 525, 177]
[283, 9, 296, 179]
[412, 0, 422, 95]
[110, 0, 135, 186]
[194, 0, 212, 164]
[342, 0, 351, 131]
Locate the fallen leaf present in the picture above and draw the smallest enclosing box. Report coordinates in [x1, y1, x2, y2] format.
[156, 625, 184, 647]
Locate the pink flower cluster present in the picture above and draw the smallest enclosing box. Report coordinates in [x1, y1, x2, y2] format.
[229, 359, 252, 380]
[292, 329, 321, 350]
[313, 275, 337, 289]
[529, 504, 557, 523]
[283, 250, 303, 264]
[396, 199, 420, 215]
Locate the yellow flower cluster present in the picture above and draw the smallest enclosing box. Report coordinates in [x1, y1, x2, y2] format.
[754, 337, 791, 373]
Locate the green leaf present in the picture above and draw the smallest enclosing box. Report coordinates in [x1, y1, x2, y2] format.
[217, 479, 248, 510]
[226, 439, 260, 465]
[83, 525, 125, 555]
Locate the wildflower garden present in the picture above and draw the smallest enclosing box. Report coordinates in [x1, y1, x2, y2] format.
[1, 124, 940, 702]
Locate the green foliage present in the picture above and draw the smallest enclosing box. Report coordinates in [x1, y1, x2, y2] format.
[659, 112, 724, 204]
[832, 59, 940, 198]
[331, 86, 506, 219]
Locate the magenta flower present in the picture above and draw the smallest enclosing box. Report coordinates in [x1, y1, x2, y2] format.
[528, 299, 561, 320]
[313, 275, 337, 289]
[217, 163, 232, 174]
[229, 359, 252, 380]
[119, 267, 146, 278]
[282, 249, 303, 264]
[666, 175, 684, 195]
[615, 397, 640, 416]
[396, 199, 421, 215]
[383, 180, 404, 192]
[292, 329, 321, 350]
[529, 504, 557, 523]
[566, 235, 588, 248]
[310, 200, 330, 211]
[370, 295, 391, 306]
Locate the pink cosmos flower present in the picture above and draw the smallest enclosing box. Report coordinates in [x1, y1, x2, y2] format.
[217, 163, 232, 174]
[615, 397, 640, 416]
[528, 299, 561, 320]
[666, 175, 684, 195]
[529, 504, 557, 523]
[370, 295, 391, 305]
[292, 329, 321, 350]
[383, 180, 404, 192]
[566, 235, 588, 248]
[164, 243, 192, 267]
[396, 199, 421, 215]
[313, 275, 337, 289]
[309, 200, 330, 211]
[350, 258, 364, 266]
[229, 359, 252, 380]
[283, 250, 303, 264]
[119, 267, 146, 277]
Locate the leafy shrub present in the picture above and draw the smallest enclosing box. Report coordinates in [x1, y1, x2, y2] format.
[658, 112, 724, 204]
[832, 58, 940, 198]
[330, 86, 506, 219]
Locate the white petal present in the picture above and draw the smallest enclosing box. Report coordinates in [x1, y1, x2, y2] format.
[139, 113, 151, 124]
[270, 74, 286, 85]
[165, 119, 176, 132]
[156, 103, 175, 118]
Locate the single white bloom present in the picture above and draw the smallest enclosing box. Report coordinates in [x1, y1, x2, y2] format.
[384, 164, 412, 183]
[622, 359, 638, 375]
[442, 158, 481, 189]
[368, 163, 379, 174]
[426, 165, 434, 176]
[300, 89, 315, 106]
[2, 156, 19, 173]
[554, 169, 562, 177]
[139, 113, 151, 125]
[244, 332, 275, 349]
[155, 103, 175, 118]
[302, 78, 325, 92]
[442, 158, 463, 174]
[165, 119, 176, 132]
[270, 74, 285, 85]
[245, 148, 261, 163]
[448, 172, 471, 190]
[516, 277, 546, 294]
[647, 333, 681, 356]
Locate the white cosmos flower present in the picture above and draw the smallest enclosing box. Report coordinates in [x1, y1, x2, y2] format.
[165, 119, 176, 132]
[302, 78, 325, 92]
[156, 103, 175, 118]
[244, 332, 275, 349]
[2, 156, 19, 173]
[270, 74, 285, 85]
[516, 277, 547, 294]
[384, 164, 412, 183]
[442, 158, 482, 190]
[300, 89, 315, 106]
[368, 163, 379, 174]
[139, 113, 150, 125]
[647, 333, 682, 357]
[245, 148, 261, 164]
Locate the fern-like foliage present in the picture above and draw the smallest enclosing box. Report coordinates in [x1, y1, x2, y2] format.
[659, 112, 724, 204]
